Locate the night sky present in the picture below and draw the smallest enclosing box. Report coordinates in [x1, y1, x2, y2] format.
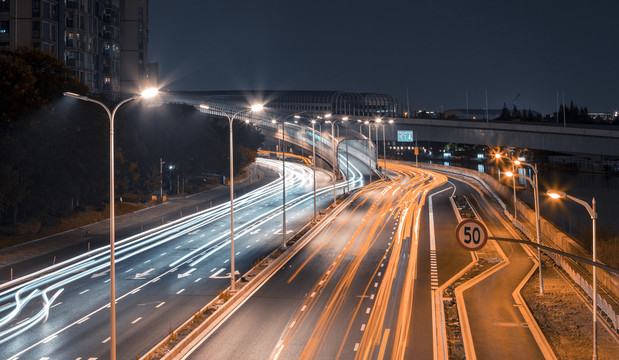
[149, 0, 619, 114]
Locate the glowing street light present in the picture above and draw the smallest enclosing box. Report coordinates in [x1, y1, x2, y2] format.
[63, 87, 159, 360]
[504, 165, 543, 294]
[199, 102, 264, 289]
[547, 190, 598, 360]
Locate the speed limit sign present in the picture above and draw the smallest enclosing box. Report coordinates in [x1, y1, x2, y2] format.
[455, 219, 488, 251]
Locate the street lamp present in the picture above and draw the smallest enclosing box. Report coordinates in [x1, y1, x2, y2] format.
[495, 153, 518, 220]
[297, 113, 329, 220]
[199, 103, 263, 289]
[64, 87, 159, 360]
[309, 118, 318, 220]
[547, 190, 598, 360]
[504, 167, 543, 294]
[342, 117, 350, 193]
[271, 118, 289, 249]
[364, 120, 372, 183]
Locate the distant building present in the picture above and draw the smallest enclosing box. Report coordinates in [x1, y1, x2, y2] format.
[180, 90, 398, 118]
[0, 0, 155, 100]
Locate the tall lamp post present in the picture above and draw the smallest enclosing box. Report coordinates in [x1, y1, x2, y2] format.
[495, 153, 517, 220]
[504, 168, 543, 294]
[342, 117, 350, 193]
[64, 88, 159, 360]
[364, 120, 373, 183]
[310, 119, 318, 220]
[547, 190, 598, 360]
[200, 103, 264, 289]
[271, 118, 289, 249]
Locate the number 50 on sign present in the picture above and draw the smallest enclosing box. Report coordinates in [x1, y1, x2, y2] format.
[455, 219, 488, 251]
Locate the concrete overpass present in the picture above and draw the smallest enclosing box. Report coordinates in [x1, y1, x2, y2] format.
[387, 118, 619, 157]
[155, 91, 619, 163]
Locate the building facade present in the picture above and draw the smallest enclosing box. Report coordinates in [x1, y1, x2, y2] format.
[0, 0, 154, 100]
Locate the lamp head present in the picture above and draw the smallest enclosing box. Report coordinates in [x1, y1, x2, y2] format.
[141, 88, 159, 98]
[271, 119, 277, 124]
[514, 160, 521, 165]
[324, 113, 332, 118]
[505, 171, 514, 177]
[375, 118, 382, 123]
[494, 153, 502, 159]
[199, 104, 210, 110]
[547, 190, 566, 199]
[63, 92, 88, 100]
[342, 117, 349, 121]
[294, 115, 301, 119]
[250, 104, 264, 112]
[388, 119, 394, 124]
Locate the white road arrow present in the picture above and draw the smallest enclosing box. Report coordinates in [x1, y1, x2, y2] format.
[91, 269, 110, 278]
[177, 268, 196, 279]
[134, 268, 155, 279]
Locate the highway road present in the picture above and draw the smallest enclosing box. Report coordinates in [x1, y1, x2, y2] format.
[183, 162, 548, 360]
[183, 163, 468, 359]
[0, 157, 363, 360]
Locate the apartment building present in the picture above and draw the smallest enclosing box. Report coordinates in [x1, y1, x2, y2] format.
[0, 0, 155, 100]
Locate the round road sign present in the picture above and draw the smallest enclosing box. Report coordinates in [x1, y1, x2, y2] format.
[455, 219, 488, 251]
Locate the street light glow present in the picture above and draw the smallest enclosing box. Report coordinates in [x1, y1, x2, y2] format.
[141, 88, 159, 98]
[505, 171, 514, 177]
[342, 117, 349, 121]
[494, 153, 502, 159]
[199, 104, 209, 110]
[325, 113, 332, 118]
[250, 104, 264, 112]
[514, 160, 521, 165]
[547, 190, 566, 199]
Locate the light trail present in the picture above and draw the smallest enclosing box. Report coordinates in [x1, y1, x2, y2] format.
[0, 155, 364, 351]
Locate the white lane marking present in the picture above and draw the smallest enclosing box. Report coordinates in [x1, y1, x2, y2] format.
[236, 252, 241, 255]
[132, 317, 142, 324]
[289, 320, 296, 328]
[16, 317, 30, 325]
[42, 335, 56, 344]
[160, 252, 167, 256]
[366, 307, 371, 314]
[76, 316, 90, 324]
[177, 268, 196, 278]
[194, 277, 202, 282]
[104, 279, 110, 283]
[176, 289, 185, 295]
[134, 268, 155, 279]
[223, 259, 229, 263]
[361, 324, 366, 331]
[79, 289, 89, 295]
[51, 302, 63, 308]
[374, 282, 378, 288]
[246, 245, 251, 249]
[354, 343, 359, 351]
[310, 292, 316, 298]
[156, 302, 165, 308]
[175, 246, 181, 249]
[210, 268, 226, 278]
[300, 305, 307, 312]
[102, 337, 110, 343]
[144, 260, 151, 264]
